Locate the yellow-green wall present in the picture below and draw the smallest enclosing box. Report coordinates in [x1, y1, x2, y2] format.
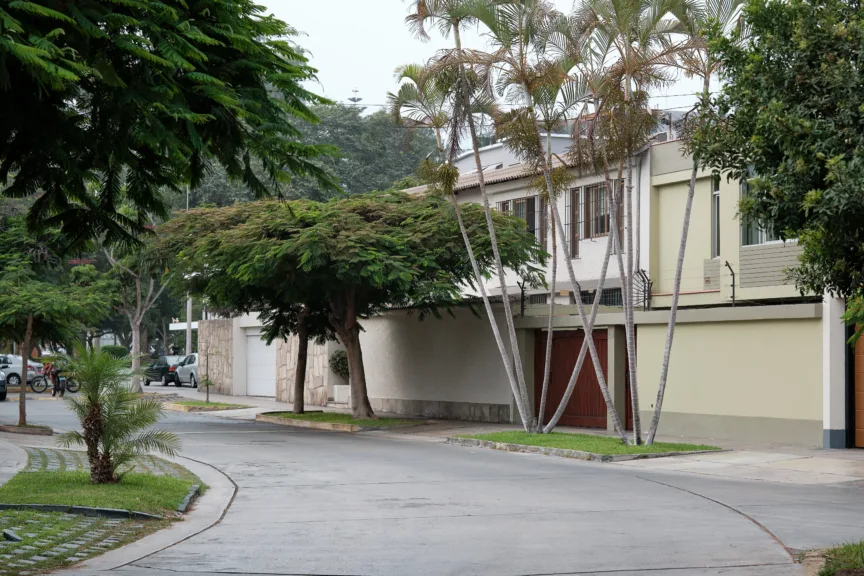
[637, 318, 822, 422]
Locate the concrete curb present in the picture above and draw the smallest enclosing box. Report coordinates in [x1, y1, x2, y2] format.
[62, 454, 236, 573]
[163, 402, 249, 413]
[0, 424, 53, 436]
[445, 437, 722, 463]
[176, 484, 200, 513]
[0, 503, 162, 520]
[256, 413, 430, 432]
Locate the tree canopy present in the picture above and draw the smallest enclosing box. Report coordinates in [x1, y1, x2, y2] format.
[1, 0, 338, 248]
[694, 0, 864, 297]
[155, 191, 545, 417]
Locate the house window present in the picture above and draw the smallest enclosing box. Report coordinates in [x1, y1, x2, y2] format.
[564, 188, 580, 257]
[740, 178, 780, 246]
[497, 197, 540, 242]
[711, 175, 720, 258]
[584, 182, 610, 238]
[570, 287, 623, 307]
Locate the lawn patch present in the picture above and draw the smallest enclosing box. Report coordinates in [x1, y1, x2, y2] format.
[172, 400, 250, 410]
[266, 411, 416, 427]
[0, 470, 196, 515]
[456, 431, 719, 456]
[820, 541, 864, 575]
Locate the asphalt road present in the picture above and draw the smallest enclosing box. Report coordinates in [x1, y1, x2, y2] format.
[6, 396, 864, 576]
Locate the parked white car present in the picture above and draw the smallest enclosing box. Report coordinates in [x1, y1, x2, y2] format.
[173, 353, 198, 388]
[0, 355, 41, 388]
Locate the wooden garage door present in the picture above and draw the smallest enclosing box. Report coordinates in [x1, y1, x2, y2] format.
[535, 330, 608, 428]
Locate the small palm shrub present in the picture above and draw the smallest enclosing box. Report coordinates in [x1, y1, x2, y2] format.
[58, 345, 180, 484]
[329, 350, 350, 381]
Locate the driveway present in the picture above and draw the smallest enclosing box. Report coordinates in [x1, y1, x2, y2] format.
[4, 396, 864, 576]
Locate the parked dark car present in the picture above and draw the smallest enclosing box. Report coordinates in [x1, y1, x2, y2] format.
[0, 371, 6, 401]
[144, 355, 184, 386]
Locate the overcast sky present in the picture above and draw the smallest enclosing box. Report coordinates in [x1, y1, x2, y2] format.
[274, 0, 703, 114]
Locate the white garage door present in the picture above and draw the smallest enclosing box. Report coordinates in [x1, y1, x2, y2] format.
[246, 329, 276, 397]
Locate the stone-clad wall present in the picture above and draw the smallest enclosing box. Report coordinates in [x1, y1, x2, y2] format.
[198, 319, 234, 395]
[275, 336, 329, 406]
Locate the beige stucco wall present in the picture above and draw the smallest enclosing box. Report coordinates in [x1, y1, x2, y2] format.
[636, 317, 822, 443]
[198, 319, 234, 395]
[359, 307, 517, 420]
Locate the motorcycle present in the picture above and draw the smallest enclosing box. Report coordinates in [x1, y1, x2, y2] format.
[30, 373, 77, 394]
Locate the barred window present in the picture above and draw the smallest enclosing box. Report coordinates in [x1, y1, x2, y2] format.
[564, 188, 580, 257]
[570, 287, 623, 307]
[584, 182, 610, 238]
[497, 197, 540, 242]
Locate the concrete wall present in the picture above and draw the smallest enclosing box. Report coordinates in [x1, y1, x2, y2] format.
[359, 307, 517, 422]
[198, 319, 234, 395]
[636, 317, 823, 445]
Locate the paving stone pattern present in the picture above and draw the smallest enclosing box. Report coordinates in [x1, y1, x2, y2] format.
[0, 510, 153, 576]
[22, 447, 186, 478]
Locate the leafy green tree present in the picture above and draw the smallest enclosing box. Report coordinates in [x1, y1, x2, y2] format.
[693, 0, 864, 298]
[59, 346, 179, 484]
[1, 0, 337, 247]
[0, 216, 114, 425]
[286, 104, 438, 200]
[157, 192, 544, 419]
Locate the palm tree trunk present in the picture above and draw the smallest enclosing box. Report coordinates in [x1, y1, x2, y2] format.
[645, 74, 710, 444]
[83, 403, 102, 478]
[453, 25, 532, 429]
[537, 197, 556, 431]
[543, 205, 627, 440]
[293, 309, 309, 414]
[618, 156, 641, 445]
[449, 195, 532, 430]
[17, 314, 32, 427]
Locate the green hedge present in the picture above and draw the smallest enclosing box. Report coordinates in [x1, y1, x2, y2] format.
[101, 345, 129, 359]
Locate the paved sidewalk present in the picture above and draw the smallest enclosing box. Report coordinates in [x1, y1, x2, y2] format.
[0, 438, 26, 487]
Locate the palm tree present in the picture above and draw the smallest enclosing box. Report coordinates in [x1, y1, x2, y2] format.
[58, 346, 179, 484]
[406, 0, 535, 430]
[575, 0, 683, 444]
[644, 0, 745, 444]
[388, 63, 451, 157]
[464, 0, 630, 438]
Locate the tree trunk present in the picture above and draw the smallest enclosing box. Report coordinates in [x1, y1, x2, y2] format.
[18, 314, 33, 427]
[537, 196, 556, 432]
[293, 311, 309, 414]
[92, 451, 116, 484]
[130, 320, 142, 393]
[645, 75, 710, 445]
[83, 403, 102, 477]
[343, 328, 373, 419]
[453, 25, 532, 429]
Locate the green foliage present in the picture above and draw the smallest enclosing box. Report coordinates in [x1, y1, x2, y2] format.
[1, 0, 339, 248]
[819, 541, 864, 576]
[101, 345, 128, 359]
[693, 0, 864, 297]
[157, 191, 545, 323]
[329, 350, 350, 381]
[0, 215, 115, 349]
[58, 347, 180, 482]
[283, 105, 438, 200]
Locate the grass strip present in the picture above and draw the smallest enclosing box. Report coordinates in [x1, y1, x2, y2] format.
[173, 400, 250, 409]
[266, 411, 416, 427]
[0, 470, 197, 515]
[820, 541, 864, 575]
[456, 431, 720, 455]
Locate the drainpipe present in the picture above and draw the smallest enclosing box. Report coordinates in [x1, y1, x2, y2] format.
[724, 261, 736, 306]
